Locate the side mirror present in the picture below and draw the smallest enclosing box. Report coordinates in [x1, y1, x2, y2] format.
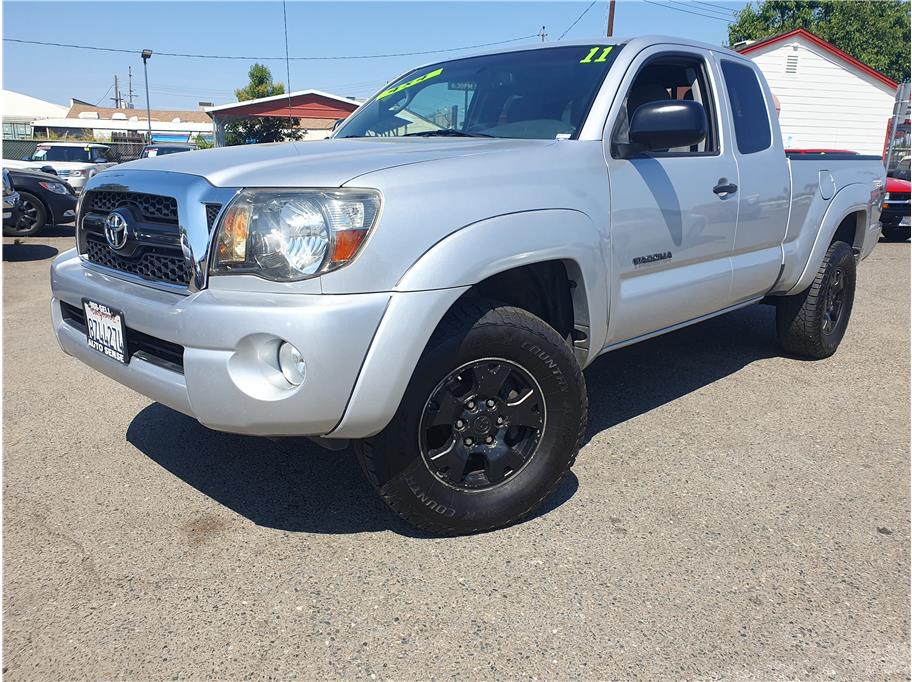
[619, 100, 707, 157]
[39, 165, 57, 175]
[331, 118, 346, 132]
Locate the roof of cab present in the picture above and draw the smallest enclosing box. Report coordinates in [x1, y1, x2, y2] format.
[36, 141, 110, 148]
[402, 35, 749, 78]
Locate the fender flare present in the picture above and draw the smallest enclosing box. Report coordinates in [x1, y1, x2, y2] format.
[328, 209, 608, 439]
[784, 183, 869, 296]
[396, 208, 609, 361]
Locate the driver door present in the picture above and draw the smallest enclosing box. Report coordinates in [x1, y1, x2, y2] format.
[604, 47, 738, 345]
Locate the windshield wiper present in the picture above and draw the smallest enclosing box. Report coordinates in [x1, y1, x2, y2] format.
[402, 129, 494, 138]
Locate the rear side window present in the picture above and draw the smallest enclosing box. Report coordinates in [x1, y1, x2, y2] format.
[721, 60, 771, 154]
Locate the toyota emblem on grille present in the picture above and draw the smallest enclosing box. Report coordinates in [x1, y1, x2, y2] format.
[103, 211, 129, 250]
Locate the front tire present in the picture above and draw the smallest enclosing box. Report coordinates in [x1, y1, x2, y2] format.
[4, 192, 47, 237]
[356, 298, 587, 535]
[776, 240, 856, 359]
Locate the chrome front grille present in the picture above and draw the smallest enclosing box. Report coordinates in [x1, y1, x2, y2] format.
[76, 170, 239, 293]
[79, 189, 189, 288]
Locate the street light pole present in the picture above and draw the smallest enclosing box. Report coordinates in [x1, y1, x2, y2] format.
[141, 49, 153, 142]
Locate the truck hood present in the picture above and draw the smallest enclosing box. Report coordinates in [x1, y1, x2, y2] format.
[115, 137, 555, 188]
[886, 175, 910, 193]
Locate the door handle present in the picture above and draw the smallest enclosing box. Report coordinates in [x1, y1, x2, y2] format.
[713, 181, 738, 196]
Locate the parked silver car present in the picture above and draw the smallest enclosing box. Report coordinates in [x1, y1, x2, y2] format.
[50, 36, 885, 534]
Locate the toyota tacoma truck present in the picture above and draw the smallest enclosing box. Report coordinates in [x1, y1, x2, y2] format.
[50, 36, 886, 535]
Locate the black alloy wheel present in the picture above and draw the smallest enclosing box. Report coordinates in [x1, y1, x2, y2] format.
[822, 266, 845, 334]
[420, 358, 545, 491]
[5, 192, 47, 237]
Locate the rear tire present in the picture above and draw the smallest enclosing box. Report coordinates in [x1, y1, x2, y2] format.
[776, 241, 856, 359]
[4, 192, 47, 237]
[356, 298, 587, 535]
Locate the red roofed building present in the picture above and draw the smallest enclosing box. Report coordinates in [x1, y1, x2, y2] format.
[736, 28, 900, 156]
[206, 89, 361, 145]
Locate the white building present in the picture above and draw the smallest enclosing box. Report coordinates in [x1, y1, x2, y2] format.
[2, 90, 68, 139]
[31, 99, 214, 143]
[738, 28, 899, 156]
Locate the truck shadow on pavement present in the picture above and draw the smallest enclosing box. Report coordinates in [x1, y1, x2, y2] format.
[583, 303, 779, 439]
[127, 302, 779, 536]
[126, 406, 579, 536]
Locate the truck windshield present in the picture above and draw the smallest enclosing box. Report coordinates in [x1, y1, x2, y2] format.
[31, 146, 93, 163]
[338, 44, 623, 141]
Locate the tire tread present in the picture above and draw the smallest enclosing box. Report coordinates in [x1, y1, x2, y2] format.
[356, 298, 587, 535]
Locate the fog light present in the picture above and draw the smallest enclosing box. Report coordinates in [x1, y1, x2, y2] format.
[278, 342, 306, 386]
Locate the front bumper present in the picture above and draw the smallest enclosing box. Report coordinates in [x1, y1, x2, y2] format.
[50, 250, 390, 436]
[881, 200, 910, 225]
[3, 191, 20, 223]
[46, 192, 78, 224]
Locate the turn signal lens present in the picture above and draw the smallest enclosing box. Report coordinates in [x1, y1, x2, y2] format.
[216, 203, 251, 263]
[331, 229, 367, 263]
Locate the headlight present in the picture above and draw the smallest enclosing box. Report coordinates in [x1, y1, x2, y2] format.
[68, 170, 85, 178]
[38, 181, 70, 195]
[210, 189, 380, 281]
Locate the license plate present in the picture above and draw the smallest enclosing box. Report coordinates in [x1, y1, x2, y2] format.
[901, 216, 911, 226]
[83, 299, 128, 364]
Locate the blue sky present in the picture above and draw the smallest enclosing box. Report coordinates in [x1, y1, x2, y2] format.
[3, 0, 749, 110]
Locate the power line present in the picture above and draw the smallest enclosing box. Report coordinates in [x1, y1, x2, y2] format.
[93, 83, 114, 106]
[691, 0, 739, 15]
[558, 0, 599, 40]
[667, 0, 736, 19]
[642, 0, 734, 23]
[3, 34, 538, 62]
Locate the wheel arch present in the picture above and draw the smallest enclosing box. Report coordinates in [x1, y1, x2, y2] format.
[395, 208, 607, 365]
[784, 184, 871, 296]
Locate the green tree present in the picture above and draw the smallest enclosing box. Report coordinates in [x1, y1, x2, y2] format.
[729, 1, 910, 84]
[225, 63, 303, 145]
[192, 134, 214, 150]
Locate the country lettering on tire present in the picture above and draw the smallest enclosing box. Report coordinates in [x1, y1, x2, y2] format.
[404, 473, 456, 517]
[520, 341, 569, 392]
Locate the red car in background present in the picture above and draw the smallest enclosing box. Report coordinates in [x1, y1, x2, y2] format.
[786, 149, 910, 242]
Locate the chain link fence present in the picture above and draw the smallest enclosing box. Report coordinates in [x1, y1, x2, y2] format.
[3, 139, 146, 163]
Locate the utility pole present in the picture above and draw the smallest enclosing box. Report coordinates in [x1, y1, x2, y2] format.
[127, 66, 135, 108]
[538, 25, 548, 42]
[141, 49, 153, 142]
[607, 0, 616, 37]
[110, 75, 121, 108]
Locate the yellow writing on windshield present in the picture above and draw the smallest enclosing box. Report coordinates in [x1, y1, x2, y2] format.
[377, 68, 444, 100]
[580, 46, 613, 64]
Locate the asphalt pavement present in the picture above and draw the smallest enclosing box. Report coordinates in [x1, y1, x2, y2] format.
[3, 226, 909, 680]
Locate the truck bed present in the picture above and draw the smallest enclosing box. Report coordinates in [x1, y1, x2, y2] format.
[771, 153, 886, 295]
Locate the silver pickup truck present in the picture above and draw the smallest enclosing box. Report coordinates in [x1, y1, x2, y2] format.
[50, 36, 885, 535]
